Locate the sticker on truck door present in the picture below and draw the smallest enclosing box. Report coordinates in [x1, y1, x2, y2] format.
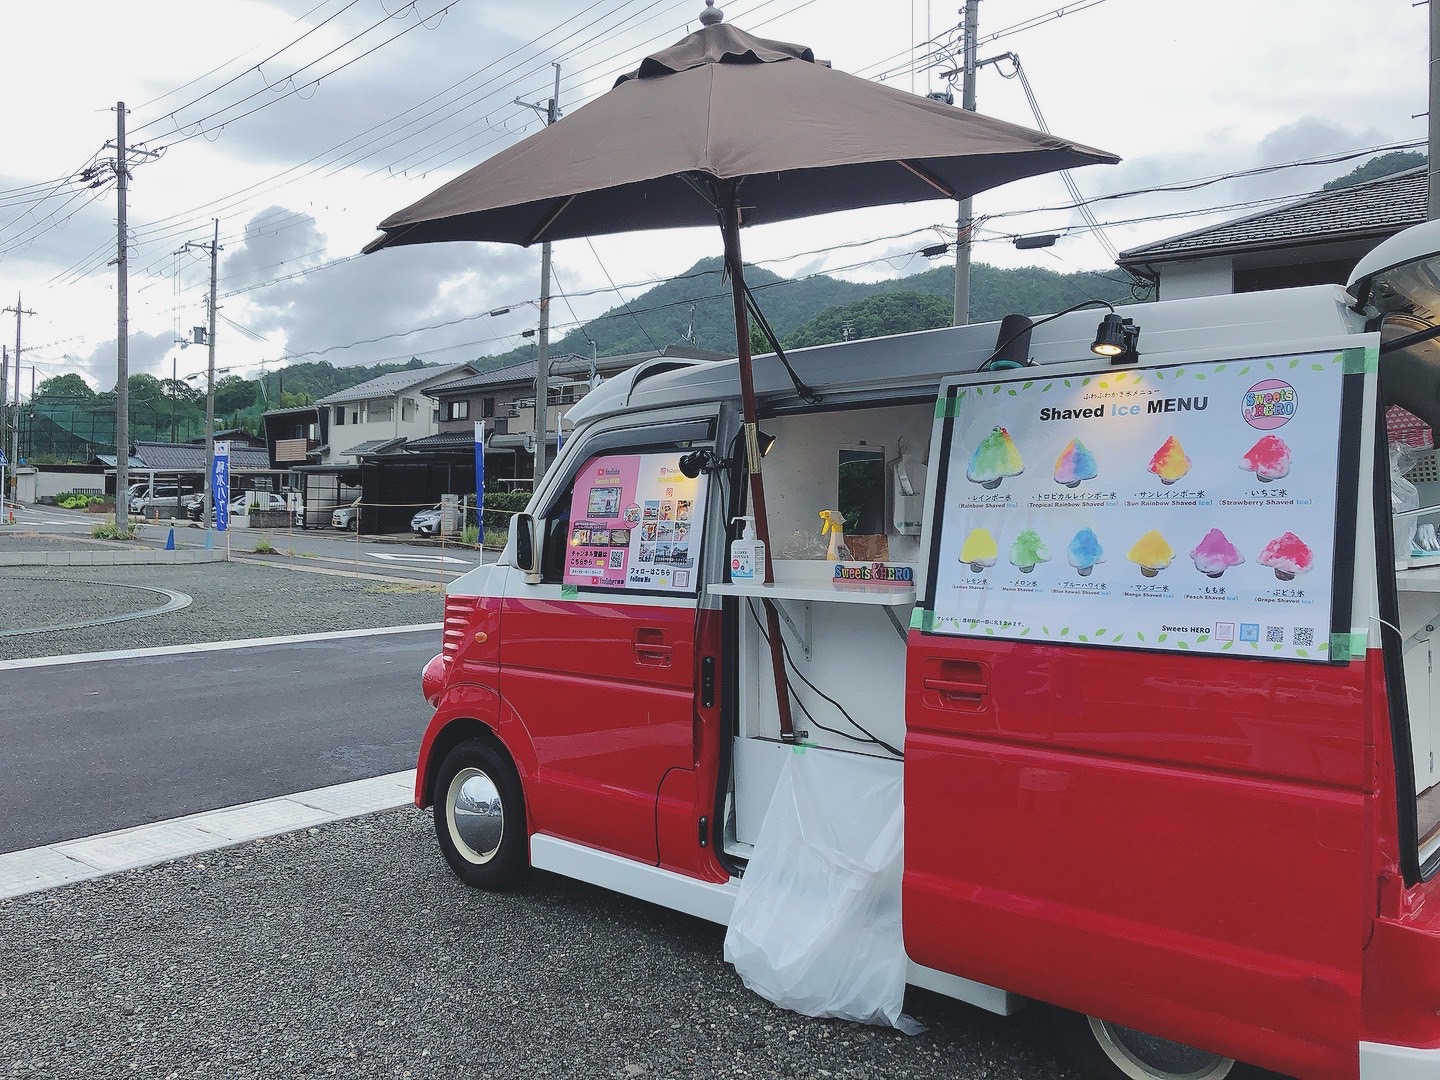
[563, 452, 709, 593]
[923, 350, 1359, 661]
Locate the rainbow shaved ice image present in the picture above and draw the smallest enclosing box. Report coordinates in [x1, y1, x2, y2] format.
[967, 426, 1024, 489]
[1190, 528, 1245, 578]
[1053, 437, 1098, 488]
[1127, 530, 1175, 577]
[1258, 531, 1314, 581]
[960, 527, 999, 572]
[1148, 435, 1192, 485]
[1067, 528, 1105, 577]
[1009, 529, 1050, 574]
[1240, 434, 1293, 482]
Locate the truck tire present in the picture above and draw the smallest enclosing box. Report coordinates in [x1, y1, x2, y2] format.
[1049, 1008, 1259, 1080]
[433, 737, 529, 890]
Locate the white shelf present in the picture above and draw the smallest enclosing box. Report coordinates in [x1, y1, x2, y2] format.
[708, 579, 915, 606]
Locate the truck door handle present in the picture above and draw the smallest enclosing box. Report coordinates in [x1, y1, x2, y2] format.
[923, 677, 988, 704]
[634, 628, 673, 667]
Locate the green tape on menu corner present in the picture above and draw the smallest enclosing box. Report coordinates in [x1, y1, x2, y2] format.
[1328, 631, 1368, 661]
[1341, 346, 1377, 375]
[909, 608, 933, 631]
[561, 585, 578, 600]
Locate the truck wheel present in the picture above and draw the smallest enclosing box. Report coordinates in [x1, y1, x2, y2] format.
[1050, 1008, 1248, 1080]
[433, 738, 528, 890]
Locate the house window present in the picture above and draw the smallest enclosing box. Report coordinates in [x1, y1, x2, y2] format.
[351, 408, 361, 425]
[376, 402, 395, 423]
[335, 407, 345, 427]
[446, 400, 470, 421]
[402, 397, 417, 422]
[482, 397, 496, 419]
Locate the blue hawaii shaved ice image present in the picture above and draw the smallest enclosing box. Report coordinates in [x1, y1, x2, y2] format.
[1067, 528, 1105, 577]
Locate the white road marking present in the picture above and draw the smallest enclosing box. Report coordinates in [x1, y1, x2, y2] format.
[367, 551, 471, 565]
[0, 623, 442, 671]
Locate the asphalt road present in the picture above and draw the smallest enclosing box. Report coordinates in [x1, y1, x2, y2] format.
[0, 630, 437, 853]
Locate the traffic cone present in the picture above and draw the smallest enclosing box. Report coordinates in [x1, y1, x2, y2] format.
[165, 527, 175, 551]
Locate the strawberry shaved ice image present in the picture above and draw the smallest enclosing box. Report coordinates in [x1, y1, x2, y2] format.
[1257, 532, 1314, 581]
[1240, 434, 1292, 482]
[1189, 528, 1245, 578]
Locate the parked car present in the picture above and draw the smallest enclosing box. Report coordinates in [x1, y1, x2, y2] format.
[130, 485, 191, 517]
[411, 504, 444, 537]
[187, 492, 289, 523]
[331, 497, 362, 531]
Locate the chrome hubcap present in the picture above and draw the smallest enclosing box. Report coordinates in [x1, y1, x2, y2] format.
[1088, 1017, 1234, 1080]
[446, 766, 504, 864]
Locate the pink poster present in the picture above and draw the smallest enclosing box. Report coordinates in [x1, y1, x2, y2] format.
[563, 452, 708, 592]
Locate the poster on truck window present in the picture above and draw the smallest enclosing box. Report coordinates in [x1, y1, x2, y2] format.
[926, 350, 1358, 661]
[563, 451, 708, 593]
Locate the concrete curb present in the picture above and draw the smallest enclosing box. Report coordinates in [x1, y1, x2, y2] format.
[0, 549, 225, 566]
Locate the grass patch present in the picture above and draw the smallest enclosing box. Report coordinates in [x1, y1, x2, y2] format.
[363, 582, 435, 595]
[253, 538, 276, 554]
[91, 518, 144, 541]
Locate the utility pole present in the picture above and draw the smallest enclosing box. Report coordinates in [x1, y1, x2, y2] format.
[953, 0, 980, 325]
[3, 297, 35, 512]
[114, 102, 131, 527]
[517, 63, 562, 485]
[1431, 0, 1440, 220]
[182, 221, 222, 527]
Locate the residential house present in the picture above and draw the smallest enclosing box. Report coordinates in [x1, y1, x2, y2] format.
[1116, 167, 1426, 299]
[314, 363, 475, 465]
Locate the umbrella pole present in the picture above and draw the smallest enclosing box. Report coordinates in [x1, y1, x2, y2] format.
[720, 187, 796, 743]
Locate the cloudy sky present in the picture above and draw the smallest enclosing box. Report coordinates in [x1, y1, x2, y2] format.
[0, 0, 1427, 394]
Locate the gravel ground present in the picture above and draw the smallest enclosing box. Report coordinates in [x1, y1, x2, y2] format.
[0, 563, 442, 660]
[0, 810, 1077, 1080]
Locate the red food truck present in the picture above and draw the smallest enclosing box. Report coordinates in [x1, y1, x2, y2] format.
[413, 218, 1440, 1079]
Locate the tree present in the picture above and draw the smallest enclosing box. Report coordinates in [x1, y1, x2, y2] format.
[1322, 151, 1425, 191]
[213, 374, 255, 414]
[785, 292, 954, 349]
[34, 374, 95, 401]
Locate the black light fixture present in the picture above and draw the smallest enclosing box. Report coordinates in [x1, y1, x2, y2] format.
[1090, 313, 1140, 364]
[678, 448, 719, 478]
[756, 429, 777, 458]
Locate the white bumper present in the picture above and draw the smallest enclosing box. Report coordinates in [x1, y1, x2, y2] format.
[1360, 1040, 1440, 1078]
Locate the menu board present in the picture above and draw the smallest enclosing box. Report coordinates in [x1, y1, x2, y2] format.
[563, 451, 708, 593]
[928, 351, 1353, 661]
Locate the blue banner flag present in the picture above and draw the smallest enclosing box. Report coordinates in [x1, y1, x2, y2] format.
[212, 441, 231, 532]
[473, 422, 485, 536]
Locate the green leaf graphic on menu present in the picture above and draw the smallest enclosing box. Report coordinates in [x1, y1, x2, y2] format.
[1157, 633, 1168, 642]
[1020, 627, 1031, 636]
[1195, 373, 1206, 380]
[1215, 364, 1226, 373]
[1312, 363, 1325, 371]
[1112, 633, 1124, 642]
[1060, 627, 1070, 636]
[1290, 358, 1299, 368]
[1042, 383, 1052, 392]
[1098, 381, 1109, 389]
[1296, 648, 1309, 658]
[1043, 625, 1051, 634]
[1238, 366, 1250, 376]
[1265, 361, 1275, 370]
[1177, 640, 1190, 649]
[1079, 634, 1090, 642]
[1007, 388, 1017, 396]
[1137, 632, 1146, 641]
[1082, 377, 1092, 386]
[1096, 628, 1107, 635]
[1064, 379, 1072, 388]
[1222, 640, 1234, 650]
[1023, 381, 1033, 390]
[986, 627, 996, 635]
[1155, 371, 1164, 380]
[1198, 634, 1209, 643]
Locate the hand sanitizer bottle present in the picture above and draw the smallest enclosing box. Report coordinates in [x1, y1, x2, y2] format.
[731, 515, 764, 581]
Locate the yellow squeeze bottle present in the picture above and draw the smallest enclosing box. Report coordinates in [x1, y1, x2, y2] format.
[820, 509, 851, 561]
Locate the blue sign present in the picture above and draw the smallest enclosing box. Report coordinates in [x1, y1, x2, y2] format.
[0, 449, 8, 467]
[212, 441, 231, 532]
[474, 421, 485, 537]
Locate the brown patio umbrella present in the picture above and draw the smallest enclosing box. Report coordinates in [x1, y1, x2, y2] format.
[365, 4, 1119, 739]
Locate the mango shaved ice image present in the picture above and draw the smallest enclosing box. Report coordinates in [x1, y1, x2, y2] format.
[1240, 434, 1292, 482]
[1127, 530, 1175, 577]
[1148, 435, 1192, 485]
[959, 527, 999, 572]
[966, 426, 1024, 489]
[1066, 528, 1105, 577]
[1053, 437, 1098, 488]
[1189, 528, 1244, 578]
[1009, 529, 1050, 574]
[1257, 531, 1314, 581]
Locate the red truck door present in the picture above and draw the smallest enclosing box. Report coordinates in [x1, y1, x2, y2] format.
[902, 349, 1374, 1079]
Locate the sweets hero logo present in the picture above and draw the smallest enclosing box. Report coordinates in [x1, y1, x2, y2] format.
[1241, 379, 1297, 430]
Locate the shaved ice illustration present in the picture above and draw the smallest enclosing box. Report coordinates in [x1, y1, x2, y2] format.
[966, 426, 1024, 489]
[1148, 435, 1192, 485]
[1128, 530, 1175, 578]
[1009, 529, 1050, 574]
[1066, 528, 1105, 577]
[1257, 531, 1314, 581]
[1189, 528, 1245, 578]
[1240, 434, 1292, 482]
[959, 527, 999, 572]
[1053, 438, 1098, 488]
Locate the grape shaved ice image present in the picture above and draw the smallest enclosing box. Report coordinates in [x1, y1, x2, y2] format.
[1257, 531, 1314, 581]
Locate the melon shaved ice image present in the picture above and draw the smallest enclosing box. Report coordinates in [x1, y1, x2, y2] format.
[1127, 530, 1175, 577]
[1240, 434, 1293, 482]
[1053, 437, 1098, 488]
[959, 527, 999, 572]
[1009, 529, 1050, 574]
[1257, 531, 1314, 581]
[966, 426, 1024, 489]
[1066, 528, 1105, 577]
[1148, 435, 1192, 485]
[1189, 528, 1245, 578]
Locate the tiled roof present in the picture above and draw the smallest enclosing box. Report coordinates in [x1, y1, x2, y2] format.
[404, 430, 478, 451]
[341, 437, 407, 457]
[95, 454, 147, 468]
[426, 344, 729, 397]
[131, 441, 272, 471]
[316, 364, 473, 406]
[1117, 167, 1428, 266]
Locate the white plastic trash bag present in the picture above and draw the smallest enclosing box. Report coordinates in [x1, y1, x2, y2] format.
[723, 748, 922, 1034]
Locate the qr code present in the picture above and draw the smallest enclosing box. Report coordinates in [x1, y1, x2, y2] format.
[1266, 626, 1284, 643]
[1293, 627, 1314, 647]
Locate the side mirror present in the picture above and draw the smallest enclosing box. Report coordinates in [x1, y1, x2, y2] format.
[513, 513, 541, 583]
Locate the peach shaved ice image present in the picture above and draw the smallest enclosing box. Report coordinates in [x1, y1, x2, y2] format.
[966, 426, 1024, 490]
[1053, 438, 1098, 488]
[1240, 434, 1292, 482]
[1127, 530, 1175, 577]
[1009, 529, 1050, 574]
[960, 527, 999, 572]
[1189, 528, 1245, 578]
[1148, 435, 1192, 485]
[1257, 532, 1314, 581]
